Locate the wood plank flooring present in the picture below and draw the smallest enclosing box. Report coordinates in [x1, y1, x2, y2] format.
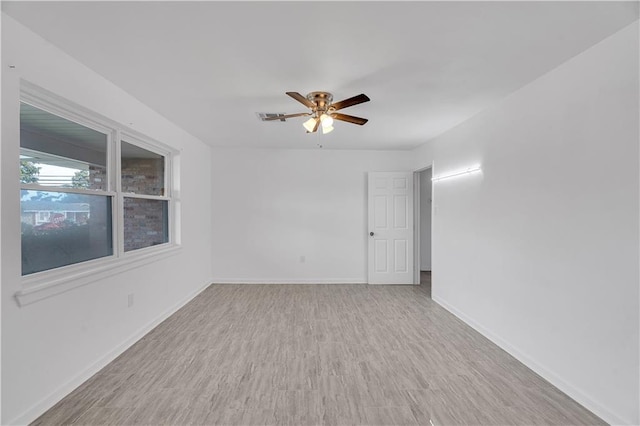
[32, 276, 605, 425]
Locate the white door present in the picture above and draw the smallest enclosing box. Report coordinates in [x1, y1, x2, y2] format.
[368, 172, 414, 284]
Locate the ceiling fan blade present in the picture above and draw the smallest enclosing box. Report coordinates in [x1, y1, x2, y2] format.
[306, 117, 320, 133]
[330, 94, 370, 111]
[286, 92, 315, 109]
[332, 113, 368, 126]
[263, 112, 311, 121]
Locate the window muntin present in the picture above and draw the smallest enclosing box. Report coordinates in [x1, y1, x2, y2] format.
[21, 190, 113, 275]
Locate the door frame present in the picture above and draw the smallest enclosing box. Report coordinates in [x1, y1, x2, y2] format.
[413, 165, 434, 285]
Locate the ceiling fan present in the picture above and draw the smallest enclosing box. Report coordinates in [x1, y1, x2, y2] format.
[263, 91, 370, 134]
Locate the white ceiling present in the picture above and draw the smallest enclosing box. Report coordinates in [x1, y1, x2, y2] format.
[3, 1, 638, 150]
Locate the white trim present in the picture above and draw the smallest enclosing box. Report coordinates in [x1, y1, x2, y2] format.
[8, 279, 212, 426]
[20, 184, 116, 197]
[121, 193, 169, 201]
[17, 244, 181, 306]
[165, 150, 175, 246]
[120, 130, 175, 159]
[114, 130, 124, 257]
[107, 128, 115, 192]
[413, 172, 421, 285]
[171, 152, 182, 246]
[210, 279, 366, 285]
[413, 165, 433, 286]
[165, 151, 172, 197]
[432, 295, 627, 426]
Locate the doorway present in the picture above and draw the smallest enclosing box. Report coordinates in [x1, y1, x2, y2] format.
[414, 167, 432, 296]
[367, 172, 414, 284]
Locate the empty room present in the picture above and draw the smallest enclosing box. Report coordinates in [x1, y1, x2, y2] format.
[1, 1, 638, 425]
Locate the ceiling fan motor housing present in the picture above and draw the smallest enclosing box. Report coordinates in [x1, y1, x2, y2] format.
[307, 92, 333, 114]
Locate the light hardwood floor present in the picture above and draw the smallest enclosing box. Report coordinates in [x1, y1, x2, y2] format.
[33, 277, 604, 425]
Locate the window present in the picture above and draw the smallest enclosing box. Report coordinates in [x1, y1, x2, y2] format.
[21, 190, 113, 275]
[123, 198, 169, 251]
[19, 97, 176, 280]
[37, 211, 50, 223]
[120, 140, 169, 252]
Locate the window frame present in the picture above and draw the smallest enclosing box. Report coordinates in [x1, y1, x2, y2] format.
[118, 132, 174, 254]
[16, 83, 181, 307]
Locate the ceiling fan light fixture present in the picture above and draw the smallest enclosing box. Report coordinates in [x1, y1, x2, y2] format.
[322, 124, 334, 134]
[303, 117, 318, 132]
[320, 114, 334, 134]
[320, 114, 334, 127]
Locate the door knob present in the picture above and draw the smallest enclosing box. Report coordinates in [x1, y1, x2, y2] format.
[369, 232, 374, 236]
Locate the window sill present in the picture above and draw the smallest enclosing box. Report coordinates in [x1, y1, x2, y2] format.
[15, 244, 182, 307]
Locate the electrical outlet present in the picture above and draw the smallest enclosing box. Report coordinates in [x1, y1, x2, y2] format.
[300, 255, 306, 263]
[127, 293, 134, 308]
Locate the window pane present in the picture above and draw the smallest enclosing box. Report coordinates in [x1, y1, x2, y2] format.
[121, 141, 164, 195]
[123, 198, 168, 252]
[20, 103, 108, 190]
[21, 190, 113, 275]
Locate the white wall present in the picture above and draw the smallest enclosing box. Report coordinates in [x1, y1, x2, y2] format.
[210, 148, 411, 283]
[419, 168, 432, 271]
[1, 15, 213, 424]
[411, 22, 639, 425]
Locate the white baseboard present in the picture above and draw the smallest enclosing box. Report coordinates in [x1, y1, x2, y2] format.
[8, 280, 212, 426]
[211, 279, 366, 284]
[432, 295, 629, 426]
